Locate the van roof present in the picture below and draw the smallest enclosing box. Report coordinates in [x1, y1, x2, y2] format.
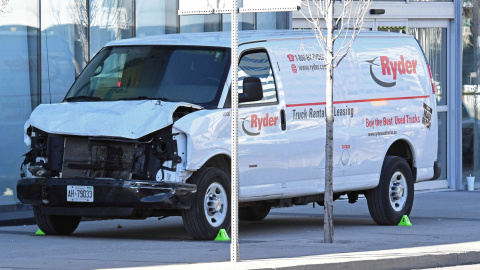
[107, 30, 412, 48]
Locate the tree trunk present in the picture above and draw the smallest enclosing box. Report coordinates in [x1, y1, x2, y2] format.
[323, 0, 335, 244]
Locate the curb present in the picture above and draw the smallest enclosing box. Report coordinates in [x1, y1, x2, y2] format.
[0, 217, 35, 227]
[102, 241, 480, 270]
[269, 251, 480, 270]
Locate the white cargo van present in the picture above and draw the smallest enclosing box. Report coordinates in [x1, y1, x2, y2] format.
[17, 30, 440, 240]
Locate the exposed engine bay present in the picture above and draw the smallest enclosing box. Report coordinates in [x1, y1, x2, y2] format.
[21, 105, 199, 183]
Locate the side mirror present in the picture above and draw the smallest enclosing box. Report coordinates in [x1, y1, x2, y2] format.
[239, 77, 263, 103]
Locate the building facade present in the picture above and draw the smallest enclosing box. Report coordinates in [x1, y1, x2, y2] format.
[0, 0, 477, 209]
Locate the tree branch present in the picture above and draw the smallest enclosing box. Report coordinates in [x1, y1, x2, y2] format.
[0, 0, 11, 14]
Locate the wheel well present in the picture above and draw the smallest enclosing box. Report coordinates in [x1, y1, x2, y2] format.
[385, 140, 416, 181]
[202, 154, 231, 179]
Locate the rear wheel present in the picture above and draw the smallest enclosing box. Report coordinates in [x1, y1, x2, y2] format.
[366, 156, 414, 225]
[181, 167, 230, 240]
[33, 206, 81, 235]
[239, 202, 271, 221]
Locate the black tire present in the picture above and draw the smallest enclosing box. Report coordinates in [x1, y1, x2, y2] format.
[33, 206, 81, 235]
[239, 202, 271, 221]
[181, 167, 231, 240]
[366, 156, 414, 225]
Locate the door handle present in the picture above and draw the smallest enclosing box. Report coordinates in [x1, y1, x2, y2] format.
[280, 109, 286, 131]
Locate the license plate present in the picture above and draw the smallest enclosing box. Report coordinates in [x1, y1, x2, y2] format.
[67, 185, 94, 202]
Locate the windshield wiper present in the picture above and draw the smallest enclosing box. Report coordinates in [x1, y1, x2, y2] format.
[64, 96, 103, 102]
[117, 96, 170, 101]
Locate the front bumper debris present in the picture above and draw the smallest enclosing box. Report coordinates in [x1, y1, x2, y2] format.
[17, 178, 196, 216]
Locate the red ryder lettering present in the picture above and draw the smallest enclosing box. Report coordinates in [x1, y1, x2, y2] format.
[251, 114, 279, 130]
[380, 55, 417, 80]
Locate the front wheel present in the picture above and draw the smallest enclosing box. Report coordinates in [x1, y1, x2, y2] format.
[33, 206, 81, 235]
[366, 156, 414, 225]
[181, 167, 230, 240]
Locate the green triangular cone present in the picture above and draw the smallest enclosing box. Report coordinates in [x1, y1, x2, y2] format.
[214, 229, 230, 241]
[36, 228, 45, 235]
[398, 215, 412, 226]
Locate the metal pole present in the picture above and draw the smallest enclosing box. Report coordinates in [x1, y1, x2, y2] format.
[230, 0, 240, 263]
[36, 0, 42, 107]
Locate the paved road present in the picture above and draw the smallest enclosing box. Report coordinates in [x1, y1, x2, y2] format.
[0, 190, 479, 269]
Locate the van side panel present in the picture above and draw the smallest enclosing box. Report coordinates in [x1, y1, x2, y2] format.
[177, 35, 437, 199]
[268, 38, 383, 194]
[353, 37, 437, 180]
[264, 36, 436, 196]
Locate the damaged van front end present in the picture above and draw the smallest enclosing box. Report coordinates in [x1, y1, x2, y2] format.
[16, 44, 230, 235]
[17, 100, 202, 218]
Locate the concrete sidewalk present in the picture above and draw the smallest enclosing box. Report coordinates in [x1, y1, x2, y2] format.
[102, 190, 480, 270]
[106, 241, 480, 270]
[1, 190, 479, 270]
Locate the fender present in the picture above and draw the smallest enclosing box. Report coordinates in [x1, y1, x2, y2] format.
[173, 109, 231, 172]
[382, 135, 417, 166]
[380, 135, 418, 181]
[186, 150, 231, 171]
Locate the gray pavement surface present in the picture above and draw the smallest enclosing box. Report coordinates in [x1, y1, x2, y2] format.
[0, 204, 34, 227]
[0, 190, 479, 269]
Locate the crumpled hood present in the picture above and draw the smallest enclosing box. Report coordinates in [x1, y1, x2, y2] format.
[24, 100, 202, 146]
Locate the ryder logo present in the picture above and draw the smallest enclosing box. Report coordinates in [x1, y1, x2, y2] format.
[366, 56, 418, 88]
[241, 113, 279, 136]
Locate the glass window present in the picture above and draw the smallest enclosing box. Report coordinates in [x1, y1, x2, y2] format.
[135, 0, 167, 37]
[275, 12, 289, 29]
[204, 15, 221, 32]
[409, 28, 447, 105]
[180, 14, 220, 33]
[136, 0, 179, 36]
[241, 13, 255, 30]
[65, 46, 230, 109]
[0, 1, 39, 205]
[222, 14, 231, 31]
[461, 0, 479, 186]
[89, 0, 134, 59]
[257, 13, 277, 30]
[224, 12, 289, 31]
[180, 15, 204, 33]
[238, 51, 278, 104]
[41, 0, 87, 104]
[257, 12, 289, 30]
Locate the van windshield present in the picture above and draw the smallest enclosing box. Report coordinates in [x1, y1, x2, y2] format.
[64, 46, 230, 108]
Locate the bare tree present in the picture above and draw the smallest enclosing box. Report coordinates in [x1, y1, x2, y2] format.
[0, 0, 11, 14]
[69, 0, 134, 69]
[300, 0, 370, 243]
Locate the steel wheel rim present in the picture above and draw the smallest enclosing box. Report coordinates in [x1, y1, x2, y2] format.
[389, 171, 407, 212]
[204, 182, 228, 227]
